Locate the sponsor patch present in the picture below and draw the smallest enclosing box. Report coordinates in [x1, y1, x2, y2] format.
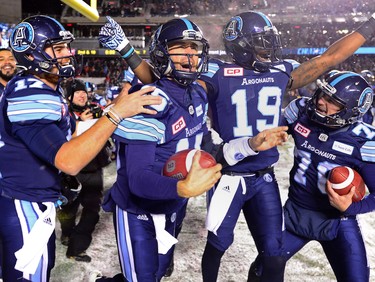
[294, 123, 311, 138]
[332, 141, 354, 155]
[172, 116, 186, 135]
[224, 67, 243, 76]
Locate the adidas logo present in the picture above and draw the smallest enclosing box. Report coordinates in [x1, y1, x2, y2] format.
[222, 186, 230, 192]
[43, 217, 53, 226]
[137, 214, 149, 221]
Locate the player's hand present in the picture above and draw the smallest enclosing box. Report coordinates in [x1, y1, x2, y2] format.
[249, 126, 289, 152]
[111, 86, 162, 118]
[99, 16, 129, 53]
[326, 180, 355, 212]
[177, 150, 222, 198]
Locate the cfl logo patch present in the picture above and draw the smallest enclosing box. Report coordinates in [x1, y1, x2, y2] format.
[224, 67, 243, 76]
[172, 117, 186, 135]
[294, 123, 310, 137]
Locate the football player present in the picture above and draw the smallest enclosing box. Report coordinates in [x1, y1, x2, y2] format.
[98, 11, 375, 282]
[0, 15, 161, 281]
[251, 71, 375, 282]
[95, 17, 289, 282]
[96, 18, 222, 281]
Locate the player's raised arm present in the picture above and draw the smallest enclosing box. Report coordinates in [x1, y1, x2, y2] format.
[99, 16, 156, 84]
[290, 13, 375, 90]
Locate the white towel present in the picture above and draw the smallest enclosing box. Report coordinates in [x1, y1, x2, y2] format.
[205, 175, 245, 235]
[15, 202, 56, 275]
[151, 214, 178, 255]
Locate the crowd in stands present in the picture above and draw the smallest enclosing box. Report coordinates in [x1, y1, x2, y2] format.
[62, 0, 370, 18]
[78, 57, 127, 86]
[278, 22, 375, 47]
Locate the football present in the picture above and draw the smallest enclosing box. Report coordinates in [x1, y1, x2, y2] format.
[162, 149, 217, 180]
[328, 166, 366, 202]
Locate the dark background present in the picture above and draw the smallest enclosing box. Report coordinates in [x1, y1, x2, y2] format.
[22, 0, 65, 17]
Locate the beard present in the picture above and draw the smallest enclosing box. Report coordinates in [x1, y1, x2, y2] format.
[0, 69, 17, 82]
[38, 72, 60, 85]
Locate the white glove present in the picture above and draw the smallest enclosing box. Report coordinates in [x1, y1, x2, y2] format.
[99, 16, 130, 55]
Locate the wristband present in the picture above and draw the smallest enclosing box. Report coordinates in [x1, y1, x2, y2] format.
[356, 13, 375, 40]
[223, 137, 259, 166]
[104, 112, 119, 126]
[120, 44, 143, 70]
[109, 107, 123, 123]
[119, 44, 135, 59]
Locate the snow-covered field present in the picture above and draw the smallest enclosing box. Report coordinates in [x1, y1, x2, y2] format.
[51, 139, 375, 281]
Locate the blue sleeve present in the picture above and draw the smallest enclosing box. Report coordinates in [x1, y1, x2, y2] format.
[13, 123, 66, 165]
[343, 163, 375, 216]
[200, 60, 220, 99]
[126, 143, 181, 200]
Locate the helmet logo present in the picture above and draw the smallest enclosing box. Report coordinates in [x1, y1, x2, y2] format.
[10, 22, 34, 52]
[223, 16, 243, 41]
[358, 87, 373, 114]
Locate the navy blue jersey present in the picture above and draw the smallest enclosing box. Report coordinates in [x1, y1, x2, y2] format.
[283, 98, 375, 215]
[105, 77, 209, 214]
[123, 67, 142, 87]
[200, 59, 294, 172]
[0, 74, 72, 202]
[0, 83, 5, 94]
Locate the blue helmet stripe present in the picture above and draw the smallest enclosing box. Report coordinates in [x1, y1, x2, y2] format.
[258, 12, 272, 27]
[330, 73, 361, 86]
[181, 18, 194, 30]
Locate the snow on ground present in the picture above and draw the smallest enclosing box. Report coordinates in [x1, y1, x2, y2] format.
[51, 139, 375, 281]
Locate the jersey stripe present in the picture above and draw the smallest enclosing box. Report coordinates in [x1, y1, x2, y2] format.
[203, 62, 220, 78]
[7, 94, 61, 122]
[114, 116, 165, 143]
[283, 99, 300, 124]
[361, 141, 375, 162]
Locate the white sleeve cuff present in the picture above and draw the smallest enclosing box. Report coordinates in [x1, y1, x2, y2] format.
[223, 137, 259, 166]
[76, 119, 98, 136]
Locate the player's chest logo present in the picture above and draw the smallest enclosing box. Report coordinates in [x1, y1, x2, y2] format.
[332, 141, 354, 155]
[294, 123, 310, 137]
[224, 67, 243, 76]
[172, 116, 186, 135]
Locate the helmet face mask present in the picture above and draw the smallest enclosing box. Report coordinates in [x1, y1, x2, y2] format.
[306, 71, 374, 128]
[149, 19, 209, 86]
[223, 12, 282, 71]
[10, 15, 76, 78]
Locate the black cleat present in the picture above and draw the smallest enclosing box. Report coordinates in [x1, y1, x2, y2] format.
[247, 261, 261, 282]
[164, 260, 174, 278]
[67, 251, 92, 262]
